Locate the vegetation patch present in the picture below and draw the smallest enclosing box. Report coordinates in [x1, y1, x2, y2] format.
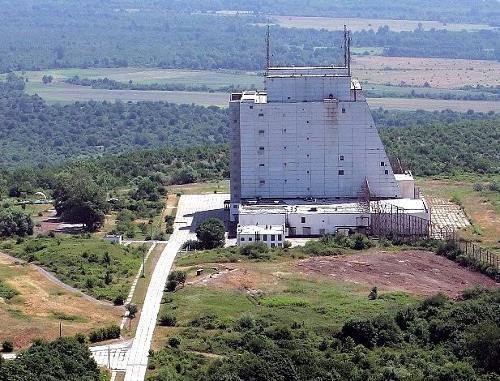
[0, 280, 19, 300]
[3, 236, 146, 302]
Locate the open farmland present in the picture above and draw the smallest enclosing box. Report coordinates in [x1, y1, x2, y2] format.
[0, 252, 121, 349]
[271, 15, 496, 32]
[353, 55, 500, 88]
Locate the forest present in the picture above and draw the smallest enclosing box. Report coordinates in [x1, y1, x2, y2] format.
[0, 2, 498, 73]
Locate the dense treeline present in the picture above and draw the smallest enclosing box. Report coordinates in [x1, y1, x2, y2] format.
[0, 337, 103, 381]
[0, 79, 228, 167]
[65, 76, 251, 93]
[0, 3, 498, 73]
[148, 288, 500, 380]
[4, 0, 497, 25]
[379, 115, 500, 175]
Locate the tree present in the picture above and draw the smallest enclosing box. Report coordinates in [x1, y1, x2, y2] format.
[195, 218, 225, 249]
[126, 303, 138, 319]
[1, 341, 13, 353]
[168, 270, 187, 286]
[53, 170, 109, 231]
[0, 209, 33, 237]
[0, 337, 102, 380]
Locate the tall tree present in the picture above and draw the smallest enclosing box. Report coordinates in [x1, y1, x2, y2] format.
[53, 170, 109, 231]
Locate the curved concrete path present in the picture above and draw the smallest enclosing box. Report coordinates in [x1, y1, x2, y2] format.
[124, 194, 229, 381]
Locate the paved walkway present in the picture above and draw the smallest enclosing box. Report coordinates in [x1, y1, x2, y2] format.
[90, 340, 132, 371]
[124, 194, 229, 381]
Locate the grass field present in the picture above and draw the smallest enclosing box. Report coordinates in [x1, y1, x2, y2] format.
[0, 252, 121, 349]
[13, 59, 499, 111]
[0, 236, 147, 302]
[271, 15, 496, 32]
[152, 254, 418, 355]
[19, 68, 261, 88]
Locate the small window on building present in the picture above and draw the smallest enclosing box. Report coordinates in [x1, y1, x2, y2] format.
[342, 108, 346, 113]
[306, 154, 310, 158]
[283, 128, 287, 133]
[263, 234, 267, 241]
[233, 119, 237, 123]
[259, 180, 266, 184]
[271, 243, 275, 248]
[259, 163, 265, 167]
[284, 146, 287, 150]
[301, 217, 306, 223]
[284, 179, 288, 183]
[306, 137, 309, 141]
[258, 129, 265, 134]
[249, 237, 253, 242]
[249, 105, 254, 109]
[277, 235, 282, 241]
[385, 170, 389, 175]
[277, 243, 282, 247]
[339, 170, 345, 175]
[340, 155, 344, 161]
[284, 162, 287, 167]
[258, 113, 264, 117]
[306, 120, 309, 124]
[240, 237, 245, 241]
[271, 234, 275, 241]
[381, 161, 385, 166]
[287, 96, 291, 100]
[307, 170, 310, 174]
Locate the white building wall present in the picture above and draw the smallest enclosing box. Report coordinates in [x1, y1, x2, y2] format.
[238, 99, 400, 200]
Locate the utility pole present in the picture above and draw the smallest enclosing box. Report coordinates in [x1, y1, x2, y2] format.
[141, 249, 145, 278]
[347, 30, 352, 76]
[59, 322, 62, 338]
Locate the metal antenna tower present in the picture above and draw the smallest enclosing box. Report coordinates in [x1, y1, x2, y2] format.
[266, 24, 271, 75]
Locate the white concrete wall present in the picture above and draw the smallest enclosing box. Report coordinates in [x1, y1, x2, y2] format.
[238, 99, 400, 200]
[239, 212, 286, 226]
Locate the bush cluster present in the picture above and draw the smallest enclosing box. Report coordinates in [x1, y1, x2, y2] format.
[88, 325, 121, 343]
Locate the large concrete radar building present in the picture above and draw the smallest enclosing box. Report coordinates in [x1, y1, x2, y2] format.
[229, 30, 428, 237]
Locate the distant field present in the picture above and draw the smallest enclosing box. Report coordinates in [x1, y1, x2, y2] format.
[353, 56, 500, 88]
[25, 83, 499, 111]
[19, 68, 261, 88]
[17, 60, 499, 112]
[271, 15, 496, 32]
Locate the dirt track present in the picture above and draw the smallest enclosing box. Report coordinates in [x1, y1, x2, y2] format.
[297, 250, 499, 298]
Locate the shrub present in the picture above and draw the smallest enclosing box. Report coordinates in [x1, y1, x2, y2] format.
[168, 337, 181, 348]
[158, 312, 176, 326]
[342, 319, 377, 348]
[351, 234, 373, 250]
[283, 240, 292, 249]
[436, 240, 461, 260]
[168, 270, 187, 285]
[487, 181, 499, 192]
[88, 325, 120, 343]
[368, 287, 378, 300]
[239, 242, 270, 260]
[126, 303, 138, 318]
[473, 183, 483, 191]
[165, 280, 178, 292]
[182, 239, 201, 250]
[2, 340, 14, 352]
[113, 294, 126, 306]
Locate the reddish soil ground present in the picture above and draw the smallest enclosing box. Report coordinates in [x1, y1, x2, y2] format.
[296, 250, 499, 298]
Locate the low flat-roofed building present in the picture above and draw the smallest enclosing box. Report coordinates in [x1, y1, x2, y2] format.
[238, 198, 429, 237]
[237, 224, 285, 247]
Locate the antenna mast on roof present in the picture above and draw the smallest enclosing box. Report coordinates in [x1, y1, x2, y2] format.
[266, 23, 271, 75]
[343, 25, 348, 68]
[347, 30, 352, 76]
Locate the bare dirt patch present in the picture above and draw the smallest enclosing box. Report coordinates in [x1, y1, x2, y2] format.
[0, 253, 121, 349]
[296, 250, 498, 298]
[189, 263, 283, 293]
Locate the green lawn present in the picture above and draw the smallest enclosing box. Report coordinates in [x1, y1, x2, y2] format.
[1, 236, 147, 302]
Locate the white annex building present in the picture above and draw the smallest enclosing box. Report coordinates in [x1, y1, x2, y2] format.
[230, 29, 429, 243]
